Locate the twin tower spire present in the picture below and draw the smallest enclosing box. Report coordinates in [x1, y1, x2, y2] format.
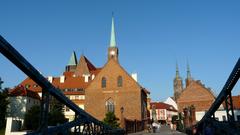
[175, 62, 192, 80]
[67, 14, 119, 67]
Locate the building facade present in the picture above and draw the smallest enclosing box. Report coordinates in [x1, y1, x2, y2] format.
[150, 102, 178, 124]
[85, 17, 148, 122]
[10, 16, 149, 126]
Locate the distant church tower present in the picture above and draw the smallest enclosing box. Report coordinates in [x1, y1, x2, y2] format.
[185, 62, 192, 87]
[174, 63, 183, 100]
[108, 15, 119, 62]
[65, 51, 78, 72]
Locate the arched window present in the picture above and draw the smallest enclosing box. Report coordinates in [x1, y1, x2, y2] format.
[117, 76, 123, 87]
[106, 98, 114, 113]
[102, 77, 106, 88]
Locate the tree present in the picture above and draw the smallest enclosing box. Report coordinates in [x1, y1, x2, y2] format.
[103, 112, 120, 128]
[24, 97, 67, 130]
[0, 88, 9, 129]
[24, 105, 40, 130]
[48, 96, 67, 126]
[171, 113, 184, 132]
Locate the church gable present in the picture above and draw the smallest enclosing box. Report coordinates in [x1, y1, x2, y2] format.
[177, 81, 215, 103]
[86, 59, 140, 91]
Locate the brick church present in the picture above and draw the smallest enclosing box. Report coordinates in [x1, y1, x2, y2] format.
[173, 63, 215, 112]
[10, 16, 149, 125]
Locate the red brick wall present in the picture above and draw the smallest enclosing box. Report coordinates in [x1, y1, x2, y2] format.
[85, 60, 145, 122]
[177, 81, 215, 112]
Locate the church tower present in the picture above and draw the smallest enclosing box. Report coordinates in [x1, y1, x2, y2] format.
[185, 62, 192, 87]
[65, 51, 78, 72]
[108, 15, 119, 62]
[174, 63, 183, 101]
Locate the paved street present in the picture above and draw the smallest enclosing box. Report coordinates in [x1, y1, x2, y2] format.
[129, 125, 186, 135]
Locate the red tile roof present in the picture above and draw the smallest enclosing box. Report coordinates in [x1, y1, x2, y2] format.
[17, 68, 102, 93]
[223, 95, 240, 110]
[9, 86, 40, 100]
[83, 56, 96, 71]
[150, 102, 177, 112]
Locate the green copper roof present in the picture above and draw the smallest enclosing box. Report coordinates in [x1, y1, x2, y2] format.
[110, 16, 116, 47]
[68, 51, 78, 66]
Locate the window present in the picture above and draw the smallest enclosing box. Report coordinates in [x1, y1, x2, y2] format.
[237, 115, 240, 121]
[117, 76, 123, 87]
[25, 84, 30, 89]
[222, 116, 227, 121]
[106, 99, 114, 113]
[102, 77, 106, 88]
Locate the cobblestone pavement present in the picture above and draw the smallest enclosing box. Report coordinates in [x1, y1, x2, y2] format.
[129, 125, 186, 135]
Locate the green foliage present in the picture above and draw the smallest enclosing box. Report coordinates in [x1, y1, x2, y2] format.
[24, 105, 40, 130]
[0, 89, 9, 129]
[171, 115, 178, 124]
[24, 97, 67, 130]
[172, 113, 184, 132]
[0, 128, 5, 135]
[48, 96, 67, 126]
[103, 112, 120, 128]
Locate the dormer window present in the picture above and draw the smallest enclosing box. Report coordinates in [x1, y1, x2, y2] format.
[102, 77, 106, 88]
[25, 84, 30, 89]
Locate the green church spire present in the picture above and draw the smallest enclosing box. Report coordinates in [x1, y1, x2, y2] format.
[68, 51, 78, 66]
[110, 14, 116, 47]
[176, 62, 180, 79]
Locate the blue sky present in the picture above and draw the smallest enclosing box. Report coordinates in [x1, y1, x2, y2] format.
[0, 1, 239, 101]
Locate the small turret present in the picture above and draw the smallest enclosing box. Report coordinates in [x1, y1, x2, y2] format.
[65, 51, 78, 72]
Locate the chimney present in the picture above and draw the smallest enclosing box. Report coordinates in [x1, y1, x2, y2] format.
[60, 75, 65, 83]
[131, 73, 137, 82]
[83, 74, 90, 82]
[48, 76, 53, 83]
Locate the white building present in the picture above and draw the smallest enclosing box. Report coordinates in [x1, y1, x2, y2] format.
[164, 97, 178, 111]
[150, 102, 178, 124]
[5, 86, 40, 135]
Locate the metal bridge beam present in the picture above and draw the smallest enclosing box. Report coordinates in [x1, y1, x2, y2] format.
[195, 58, 240, 134]
[225, 92, 235, 122]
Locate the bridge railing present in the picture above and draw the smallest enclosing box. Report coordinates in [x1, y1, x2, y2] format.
[0, 35, 124, 135]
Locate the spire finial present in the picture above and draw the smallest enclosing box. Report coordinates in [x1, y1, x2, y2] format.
[68, 51, 78, 66]
[110, 13, 116, 47]
[176, 62, 180, 78]
[187, 61, 191, 79]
